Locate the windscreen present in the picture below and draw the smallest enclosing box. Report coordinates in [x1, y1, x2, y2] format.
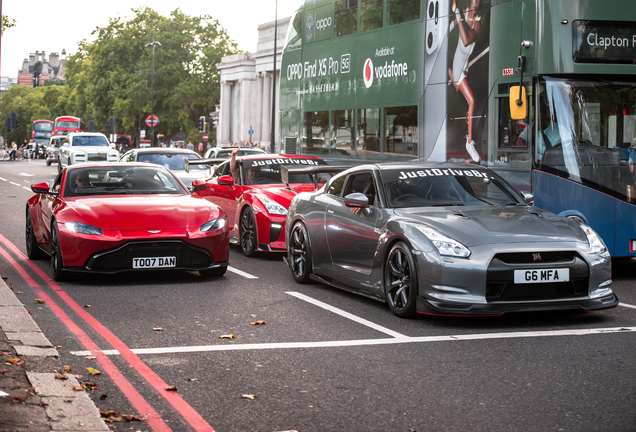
[72, 135, 110, 147]
[241, 157, 328, 185]
[138, 152, 208, 171]
[33, 122, 53, 132]
[64, 166, 188, 197]
[56, 120, 80, 129]
[381, 167, 524, 208]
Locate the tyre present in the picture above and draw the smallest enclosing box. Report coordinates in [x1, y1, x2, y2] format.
[46, 158, 51, 166]
[288, 222, 312, 283]
[2, 153, 9, 162]
[26, 209, 46, 259]
[199, 266, 227, 277]
[239, 207, 258, 257]
[50, 223, 69, 281]
[384, 241, 418, 318]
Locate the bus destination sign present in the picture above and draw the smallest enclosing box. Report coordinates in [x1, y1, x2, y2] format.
[573, 20, 636, 64]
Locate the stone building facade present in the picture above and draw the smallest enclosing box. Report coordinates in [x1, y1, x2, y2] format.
[217, 17, 290, 150]
[17, 50, 66, 88]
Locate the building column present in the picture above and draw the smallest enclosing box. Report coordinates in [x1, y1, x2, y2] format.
[231, 81, 240, 143]
[261, 73, 271, 148]
[221, 81, 232, 144]
[254, 74, 263, 143]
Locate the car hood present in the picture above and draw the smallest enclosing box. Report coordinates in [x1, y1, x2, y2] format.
[393, 206, 587, 247]
[251, 184, 317, 207]
[60, 195, 219, 230]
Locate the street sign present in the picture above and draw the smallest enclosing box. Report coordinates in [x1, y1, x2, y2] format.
[248, 128, 254, 135]
[203, 133, 209, 141]
[145, 115, 159, 127]
[140, 130, 146, 139]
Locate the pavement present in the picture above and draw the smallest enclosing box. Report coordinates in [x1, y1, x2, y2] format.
[0, 275, 108, 431]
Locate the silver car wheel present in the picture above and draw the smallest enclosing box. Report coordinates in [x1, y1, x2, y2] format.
[289, 222, 311, 283]
[385, 242, 417, 318]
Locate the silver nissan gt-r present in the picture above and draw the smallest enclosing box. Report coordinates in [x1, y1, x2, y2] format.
[285, 162, 618, 318]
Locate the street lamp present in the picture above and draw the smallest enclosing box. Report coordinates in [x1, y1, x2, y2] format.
[145, 39, 161, 146]
[270, 0, 278, 154]
[134, 70, 143, 146]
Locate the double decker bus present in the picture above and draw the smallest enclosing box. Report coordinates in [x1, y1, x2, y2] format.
[31, 120, 54, 146]
[53, 116, 82, 136]
[279, 0, 636, 257]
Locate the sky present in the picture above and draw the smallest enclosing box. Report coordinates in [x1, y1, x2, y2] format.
[1, 0, 302, 77]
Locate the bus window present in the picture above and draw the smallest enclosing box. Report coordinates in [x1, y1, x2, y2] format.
[358, 108, 380, 156]
[360, 0, 384, 32]
[385, 106, 418, 158]
[335, 0, 358, 37]
[285, 10, 303, 52]
[303, 111, 330, 155]
[332, 109, 355, 156]
[388, 0, 420, 26]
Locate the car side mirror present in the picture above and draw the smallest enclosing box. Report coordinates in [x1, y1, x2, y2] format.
[521, 190, 534, 204]
[31, 182, 52, 194]
[191, 179, 207, 192]
[218, 175, 234, 187]
[344, 192, 369, 208]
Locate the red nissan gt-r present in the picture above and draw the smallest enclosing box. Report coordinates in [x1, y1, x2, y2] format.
[189, 154, 344, 256]
[26, 163, 230, 281]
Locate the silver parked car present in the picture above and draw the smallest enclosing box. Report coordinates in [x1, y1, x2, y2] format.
[45, 136, 65, 166]
[285, 162, 618, 318]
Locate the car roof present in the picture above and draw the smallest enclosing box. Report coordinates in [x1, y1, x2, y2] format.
[129, 147, 200, 155]
[236, 153, 324, 161]
[66, 132, 108, 138]
[65, 162, 169, 170]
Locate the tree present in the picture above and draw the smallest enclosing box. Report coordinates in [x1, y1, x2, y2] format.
[2, 15, 16, 34]
[65, 7, 239, 144]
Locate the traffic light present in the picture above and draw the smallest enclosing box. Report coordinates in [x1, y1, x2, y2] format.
[88, 120, 95, 132]
[4, 117, 10, 133]
[10, 112, 17, 130]
[108, 116, 116, 135]
[199, 116, 206, 132]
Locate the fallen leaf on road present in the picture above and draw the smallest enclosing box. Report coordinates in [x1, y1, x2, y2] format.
[99, 394, 107, 400]
[63, 398, 73, 402]
[1, 275, 7, 280]
[165, 386, 177, 391]
[73, 375, 82, 379]
[64, 365, 73, 372]
[34, 298, 45, 303]
[188, 378, 198, 381]
[16, 292, 23, 294]
[7, 358, 24, 365]
[83, 305, 91, 308]
[72, 385, 84, 391]
[219, 334, 235, 339]
[241, 393, 258, 399]
[0, 369, 9, 374]
[0, 351, 11, 356]
[85, 355, 96, 360]
[153, 327, 163, 331]
[54, 373, 68, 380]
[251, 321, 267, 325]
[11, 397, 26, 403]
[81, 382, 98, 390]
[27, 311, 32, 314]
[121, 414, 147, 422]
[86, 367, 101, 375]
[53, 346, 62, 349]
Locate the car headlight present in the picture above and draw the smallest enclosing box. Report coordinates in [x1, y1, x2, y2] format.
[416, 226, 471, 258]
[201, 218, 226, 232]
[580, 223, 607, 254]
[64, 222, 103, 235]
[255, 195, 288, 215]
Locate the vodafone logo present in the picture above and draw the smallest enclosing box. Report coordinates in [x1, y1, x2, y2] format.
[363, 58, 374, 88]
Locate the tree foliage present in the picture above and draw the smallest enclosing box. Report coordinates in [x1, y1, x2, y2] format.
[2, 15, 16, 34]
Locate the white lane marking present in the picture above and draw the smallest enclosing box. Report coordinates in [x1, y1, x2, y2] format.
[0, 177, 6, 181]
[68, 326, 636, 357]
[227, 266, 258, 279]
[9, 182, 21, 187]
[19, 173, 34, 176]
[286, 291, 407, 339]
[619, 302, 636, 310]
[22, 187, 31, 192]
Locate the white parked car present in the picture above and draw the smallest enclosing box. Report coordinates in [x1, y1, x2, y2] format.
[57, 133, 119, 171]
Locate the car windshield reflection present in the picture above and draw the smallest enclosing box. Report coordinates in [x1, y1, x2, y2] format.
[138, 152, 208, 170]
[241, 158, 328, 185]
[64, 166, 188, 197]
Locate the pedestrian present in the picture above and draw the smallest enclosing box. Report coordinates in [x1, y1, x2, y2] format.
[206, 142, 211, 152]
[187, 140, 194, 151]
[34, 142, 39, 159]
[9, 142, 17, 161]
[198, 142, 204, 155]
[212, 140, 217, 148]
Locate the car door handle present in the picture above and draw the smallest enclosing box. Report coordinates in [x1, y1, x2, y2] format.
[327, 210, 334, 214]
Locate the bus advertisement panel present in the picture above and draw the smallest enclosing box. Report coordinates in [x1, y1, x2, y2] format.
[279, 0, 636, 257]
[31, 120, 54, 145]
[53, 116, 82, 136]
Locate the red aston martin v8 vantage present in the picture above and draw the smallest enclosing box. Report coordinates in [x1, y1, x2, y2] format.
[26, 163, 230, 281]
[189, 154, 344, 256]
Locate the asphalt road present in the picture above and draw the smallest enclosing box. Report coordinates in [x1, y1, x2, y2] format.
[1, 159, 635, 432]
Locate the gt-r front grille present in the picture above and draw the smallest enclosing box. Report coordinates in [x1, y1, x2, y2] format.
[496, 280, 588, 300]
[87, 153, 107, 161]
[494, 251, 577, 264]
[85, 240, 211, 271]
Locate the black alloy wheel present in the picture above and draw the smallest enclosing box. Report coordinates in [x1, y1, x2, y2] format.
[26, 208, 46, 259]
[239, 208, 258, 257]
[288, 222, 312, 283]
[50, 223, 69, 281]
[384, 241, 418, 318]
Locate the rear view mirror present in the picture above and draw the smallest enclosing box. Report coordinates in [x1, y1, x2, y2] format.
[509, 86, 527, 121]
[218, 175, 234, 186]
[191, 179, 207, 192]
[344, 192, 369, 208]
[31, 182, 52, 194]
[521, 190, 534, 204]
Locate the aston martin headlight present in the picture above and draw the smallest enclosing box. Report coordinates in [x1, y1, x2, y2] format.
[64, 222, 103, 235]
[416, 226, 471, 258]
[580, 223, 607, 254]
[255, 195, 288, 215]
[201, 218, 226, 232]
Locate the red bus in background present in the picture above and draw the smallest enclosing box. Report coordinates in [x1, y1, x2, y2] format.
[53, 116, 82, 136]
[31, 120, 54, 146]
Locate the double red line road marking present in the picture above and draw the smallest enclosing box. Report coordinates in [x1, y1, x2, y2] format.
[0, 234, 215, 432]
